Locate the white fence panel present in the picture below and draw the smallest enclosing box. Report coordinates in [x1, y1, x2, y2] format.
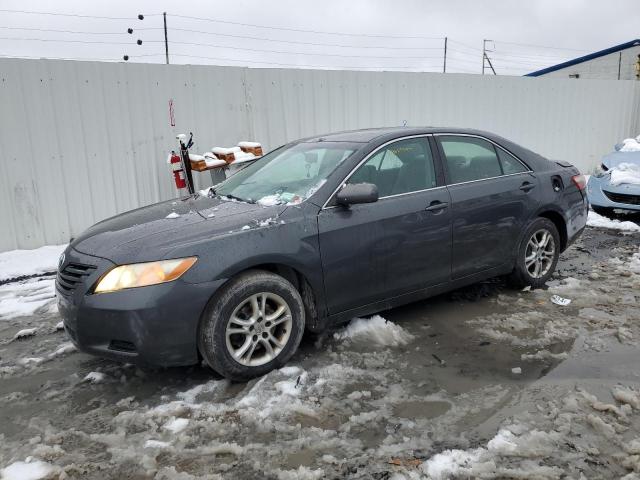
[0, 58, 639, 251]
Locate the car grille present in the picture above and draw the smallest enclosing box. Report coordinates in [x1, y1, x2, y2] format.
[603, 190, 640, 205]
[56, 263, 96, 296]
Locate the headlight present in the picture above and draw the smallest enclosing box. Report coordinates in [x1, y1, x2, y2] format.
[593, 164, 610, 178]
[94, 257, 197, 293]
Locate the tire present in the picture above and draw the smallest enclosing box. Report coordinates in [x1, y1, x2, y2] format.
[591, 205, 615, 218]
[508, 217, 561, 289]
[198, 270, 305, 381]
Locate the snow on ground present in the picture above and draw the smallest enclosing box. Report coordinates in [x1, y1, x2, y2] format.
[587, 210, 640, 232]
[0, 277, 56, 320]
[0, 459, 56, 480]
[0, 245, 65, 282]
[0, 224, 639, 478]
[334, 315, 414, 347]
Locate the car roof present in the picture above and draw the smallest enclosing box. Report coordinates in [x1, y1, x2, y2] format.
[299, 126, 505, 143]
[296, 127, 552, 172]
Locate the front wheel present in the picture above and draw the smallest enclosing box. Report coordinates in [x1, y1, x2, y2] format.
[198, 270, 305, 381]
[509, 218, 560, 289]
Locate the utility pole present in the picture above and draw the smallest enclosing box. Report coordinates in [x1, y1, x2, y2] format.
[617, 52, 622, 80]
[482, 39, 496, 75]
[443, 37, 448, 73]
[163, 12, 169, 64]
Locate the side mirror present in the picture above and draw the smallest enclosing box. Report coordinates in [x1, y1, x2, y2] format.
[336, 183, 379, 206]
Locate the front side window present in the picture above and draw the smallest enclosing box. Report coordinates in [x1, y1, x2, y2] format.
[438, 136, 503, 183]
[213, 142, 358, 205]
[348, 138, 436, 197]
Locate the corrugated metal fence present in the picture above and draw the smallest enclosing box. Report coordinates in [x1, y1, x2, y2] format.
[1, 58, 639, 251]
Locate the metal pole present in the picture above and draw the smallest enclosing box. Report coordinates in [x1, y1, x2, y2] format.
[618, 51, 622, 80]
[443, 37, 447, 73]
[163, 12, 169, 64]
[482, 39, 486, 75]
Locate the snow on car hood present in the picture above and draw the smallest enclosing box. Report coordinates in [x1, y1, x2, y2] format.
[600, 152, 640, 188]
[71, 194, 285, 263]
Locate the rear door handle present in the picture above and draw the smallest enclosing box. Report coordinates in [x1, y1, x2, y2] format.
[520, 182, 535, 192]
[425, 201, 449, 212]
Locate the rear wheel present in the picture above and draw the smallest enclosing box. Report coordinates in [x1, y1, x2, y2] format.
[509, 218, 560, 289]
[198, 270, 305, 381]
[591, 205, 615, 218]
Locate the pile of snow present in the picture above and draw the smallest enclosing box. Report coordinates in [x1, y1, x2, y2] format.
[1, 459, 56, 480]
[587, 210, 640, 232]
[609, 162, 640, 186]
[13, 328, 37, 340]
[233, 151, 257, 164]
[618, 137, 640, 152]
[165, 212, 180, 219]
[333, 315, 414, 347]
[212, 146, 240, 155]
[83, 371, 106, 384]
[188, 153, 205, 161]
[0, 278, 57, 320]
[0, 244, 66, 282]
[238, 141, 261, 148]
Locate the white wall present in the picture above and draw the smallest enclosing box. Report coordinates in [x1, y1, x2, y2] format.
[539, 45, 640, 80]
[1, 58, 639, 251]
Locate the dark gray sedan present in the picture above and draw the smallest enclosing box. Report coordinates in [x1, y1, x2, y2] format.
[57, 127, 588, 380]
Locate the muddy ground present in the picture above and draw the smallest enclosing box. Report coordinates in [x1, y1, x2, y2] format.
[0, 224, 639, 479]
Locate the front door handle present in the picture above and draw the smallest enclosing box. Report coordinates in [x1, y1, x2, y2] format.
[520, 182, 535, 192]
[425, 201, 449, 212]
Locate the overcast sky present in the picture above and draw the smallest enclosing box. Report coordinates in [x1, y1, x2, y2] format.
[1, 0, 638, 75]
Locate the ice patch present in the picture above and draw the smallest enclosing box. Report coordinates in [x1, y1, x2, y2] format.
[587, 210, 640, 232]
[1, 460, 55, 480]
[144, 439, 171, 449]
[163, 417, 189, 433]
[334, 315, 414, 347]
[0, 244, 66, 282]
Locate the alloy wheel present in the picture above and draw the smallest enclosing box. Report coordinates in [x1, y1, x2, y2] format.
[524, 228, 556, 278]
[225, 292, 293, 367]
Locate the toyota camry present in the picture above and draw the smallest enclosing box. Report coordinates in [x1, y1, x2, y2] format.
[57, 127, 588, 380]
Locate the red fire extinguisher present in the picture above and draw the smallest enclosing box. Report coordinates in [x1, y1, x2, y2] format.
[170, 151, 187, 190]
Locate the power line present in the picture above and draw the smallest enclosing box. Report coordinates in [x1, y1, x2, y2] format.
[169, 13, 443, 40]
[161, 40, 442, 59]
[167, 27, 442, 50]
[0, 8, 160, 20]
[0, 26, 161, 35]
[0, 36, 148, 45]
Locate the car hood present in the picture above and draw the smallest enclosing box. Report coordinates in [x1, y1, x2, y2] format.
[602, 151, 640, 169]
[71, 194, 286, 263]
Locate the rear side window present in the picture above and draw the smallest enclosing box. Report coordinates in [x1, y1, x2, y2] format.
[438, 136, 503, 183]
[348, 138, 436, 197]
[497, 148, 528, 174]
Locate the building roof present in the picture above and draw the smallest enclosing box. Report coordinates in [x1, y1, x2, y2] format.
[525, 39, 640, 77]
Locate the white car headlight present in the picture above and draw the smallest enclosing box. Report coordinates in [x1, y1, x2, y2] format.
[94, 257, 197, 293]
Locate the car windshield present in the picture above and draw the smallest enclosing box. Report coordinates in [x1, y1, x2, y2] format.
[212, 142, 359, 205]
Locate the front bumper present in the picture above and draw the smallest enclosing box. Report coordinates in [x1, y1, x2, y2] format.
[587, 176, 640, 212]
[57, 248, 226, 367]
